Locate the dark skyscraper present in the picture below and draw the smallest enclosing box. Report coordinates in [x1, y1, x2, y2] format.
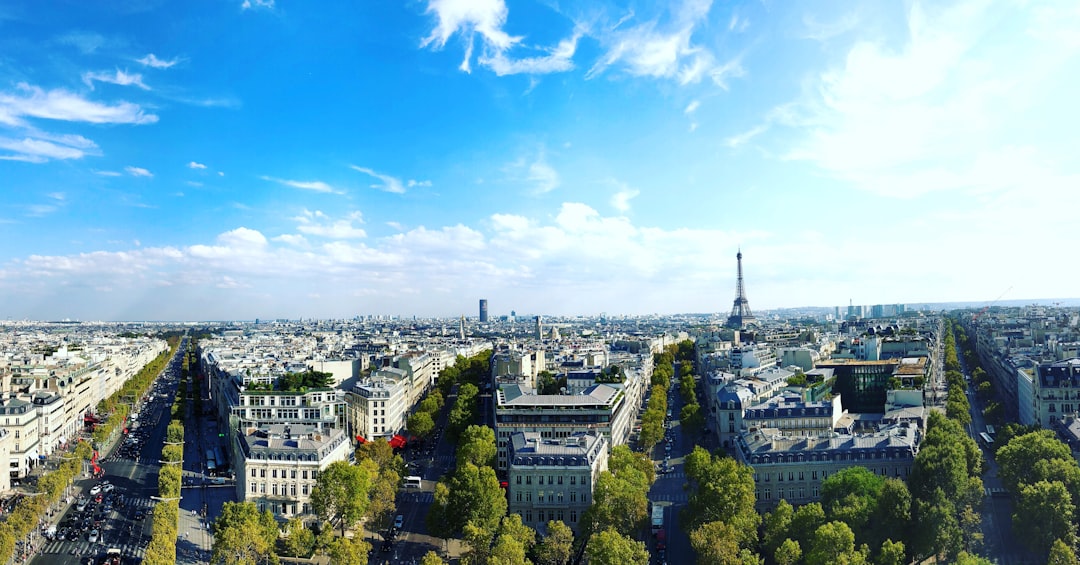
[725, 249, 757, 329]
[479, 299, 488, 322]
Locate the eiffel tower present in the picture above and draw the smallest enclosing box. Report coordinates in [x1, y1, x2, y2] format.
[725, 249, 756, 329]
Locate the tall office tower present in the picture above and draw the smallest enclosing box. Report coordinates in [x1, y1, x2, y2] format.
[459, 315, 466, 339]
[725, 249, 757, 329]
[536, 316, 543, 341]
[479, 299, 489, 323]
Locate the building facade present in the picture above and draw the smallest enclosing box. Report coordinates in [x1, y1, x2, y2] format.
[507, 431, 608, 533]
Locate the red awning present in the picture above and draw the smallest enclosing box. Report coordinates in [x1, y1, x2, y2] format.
[389, 434, 407, 449]
[355, 435, 367, 444]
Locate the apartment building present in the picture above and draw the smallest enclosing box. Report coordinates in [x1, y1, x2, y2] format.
[507, 431, 608, 533]
[736, 422, 919, 509]
[346, 374, 409, 441]
[237, 423, 352, 517]
[494, 383, 633, 471]
[0, 396, 39, 479]
[1035, 358, 1080, 427]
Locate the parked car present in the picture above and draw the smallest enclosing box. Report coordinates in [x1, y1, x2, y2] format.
[393, 515, 404, 529]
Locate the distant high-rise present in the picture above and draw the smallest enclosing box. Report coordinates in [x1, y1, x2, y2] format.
[725, 250, 757, 329]
[536, 316, 543, 341]
[479, 299, 489, 323]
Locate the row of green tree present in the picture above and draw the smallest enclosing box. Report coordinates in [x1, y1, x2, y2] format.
[640, 348, 675, 449]
[407, 389, 445, 441]
[581, 445, 658, 564]
[144, 340, 191, 565]
[678, 361, 705, 435]
[246, 369, 334, 392]
[92, 336, 179, 446]
[947, 317, 1004, 424]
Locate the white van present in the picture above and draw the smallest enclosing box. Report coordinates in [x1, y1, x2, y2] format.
[404, 476, 422, 489]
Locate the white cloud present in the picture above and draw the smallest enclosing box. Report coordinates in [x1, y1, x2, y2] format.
[421, 0, 578, 76]
[684, 100, 700, 114]
[0, 83, 158, 126]
[56, 31, 114, 55]
[125, 166, 152, 177]
[407, 179, 433, 188]
[349, 166, 407, 194]
[724, 124, 767, 148]
[94, 170, 122, 177]
[293, 209, 367, 239]
[479, 32, 581, 76]
[82, 70, 150, 91]
[587, 0, 743, 88]
[609, 182, 640, 213]
[188, 161, 207, 169]
[137, 54, 179, 69]
[241, 0, 274, 9]
[272, 234, 309, 247]
[777, 1, 1080, 198]
[0, 135, 98, 163]
[261, 176, 341, 194]
[524, 151, 559, 194]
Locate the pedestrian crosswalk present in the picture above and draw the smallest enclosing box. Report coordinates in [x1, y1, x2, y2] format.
[650, 492, 688, 503]
[398, 491, 435, 504]
[40, 496, 157, 560]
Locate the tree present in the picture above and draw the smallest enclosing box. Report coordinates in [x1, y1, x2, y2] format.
[821, 466, 884, 540]
[787, 502, 826, 553]
[683, 446, 760, 547]
[689, 520, 741, 565]
[680, 402, 705, 435]
[609, 444, 655, 486]
[953, 552, 995, 565]
[997, 430, 1075, 493]
[1048, 538, 1080, 565]
[761, 500, 794, 559]
[420, 551, 447, 565]
[429, 462, 508, 537]
[355, 437, 404, 475]
[774, 539, 801, 565]
[310, 460, 373, 536]
[1014, 480, 1077, 555]
[533, 520, 573, 565]
[457, 425, 497, 469]
[582, 470, 649, 537]
[876, 539, 906, 565]
[326, 536, 371, 565]
[584, 528, 650, 565]
[911, 488, 962, 561]
[869, 479, 911, 549]
[366, 466, 399, 535]
[489, 534, 529, 565]
[282, 517, 315, 558]
[408, 411, 435, 439]
[497, 513, 537, 552]
[211, 501, 280, 565]
[806, 521, 861, 565]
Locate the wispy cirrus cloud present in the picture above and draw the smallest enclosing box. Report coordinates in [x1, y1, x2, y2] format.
[421, 0, 579, 76]
[261, 176, 342, 194]
[349, 166, 407, 194]
[82, 69, 149, 90]
[0, 131, 98, 163]
[0, 83, 158, 126]
[136, 53, 179, 69]
[586, 0, 744, 88]
[125, 166, 152, 177]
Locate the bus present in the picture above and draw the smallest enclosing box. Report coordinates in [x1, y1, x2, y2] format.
[205, 449, 218, 474]
[985, 425, 996, 438]
[403, 476, 422, 489]
[979, 432, 994, 448]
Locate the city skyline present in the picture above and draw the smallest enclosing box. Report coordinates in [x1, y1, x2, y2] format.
[2, 1, 1078, 321]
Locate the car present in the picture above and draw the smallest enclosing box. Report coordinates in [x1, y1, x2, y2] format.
[102, 484, 115, 493]
[393, 515, 404, 529]
[88, 529, 99, 543]
[89, 485, 102, 496]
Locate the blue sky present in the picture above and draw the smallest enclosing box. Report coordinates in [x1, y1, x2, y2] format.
[1, 0, 1078, 321]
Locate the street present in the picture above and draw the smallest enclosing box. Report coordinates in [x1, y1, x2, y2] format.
[31, 339, 187, 565]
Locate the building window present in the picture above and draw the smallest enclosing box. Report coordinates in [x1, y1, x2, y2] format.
[526, 476, 532, 485]
[260, 469, 266, 478]
[516, 476, 522, 485]
[557, 476, 563, 485]
[251, 469, 257, 478]
[272, 470, 278, 479]
[570, 492, 576, 503]
[570, 510, 577, 523]
[539, 476, 544, 485]
[259, 483, 266, 494]
[291, 484, 297, 496]
[570, 476, 576, 485]
[291, 470, 297, 479]
[302, 485, 309, 495]
[251, 483, 257, 493]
